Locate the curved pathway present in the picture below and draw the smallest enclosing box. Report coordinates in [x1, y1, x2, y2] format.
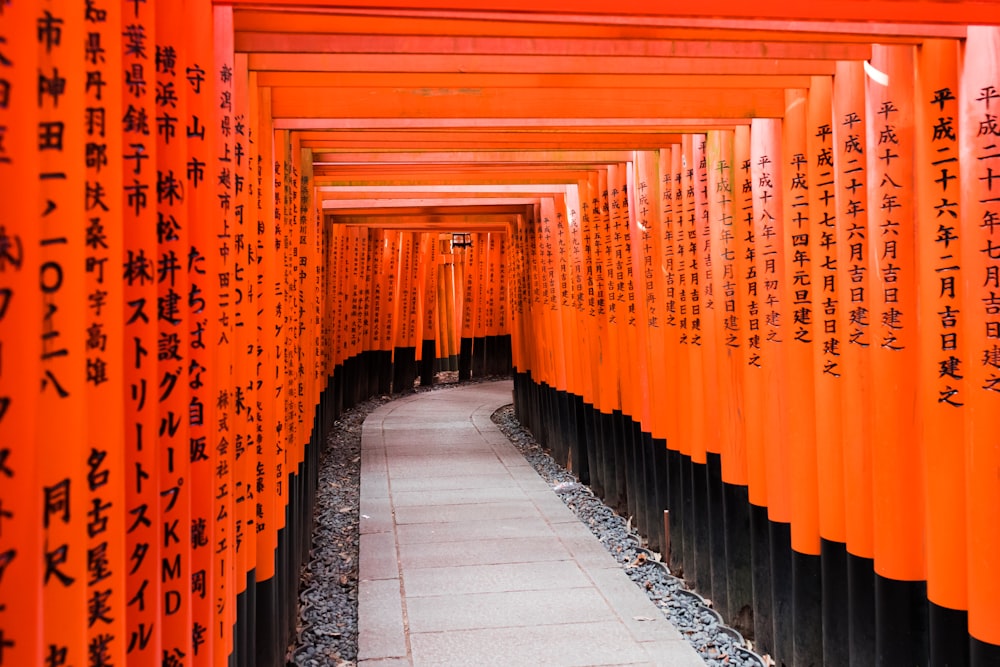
[357, 380, 704, 667]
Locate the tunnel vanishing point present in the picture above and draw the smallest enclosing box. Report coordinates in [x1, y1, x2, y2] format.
[3, 1, 1000, 666]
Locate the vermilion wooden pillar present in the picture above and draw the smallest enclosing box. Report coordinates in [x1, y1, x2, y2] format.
[866, 43, 929, 666]
[212, 7, 237, 662]
[734, 121, 772, 656]
[782, 86, 823, 667]
[751, 117, 793, 665]
[807, 72, 850, 667]
[188, 2, 220, 663]
[833, 59, 877, 665]
[38, 4, 88, 666]
[960, 25, 1000, 666]
[0, 4, 42, 666]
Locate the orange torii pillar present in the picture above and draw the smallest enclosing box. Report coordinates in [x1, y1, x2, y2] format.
[659, 146, 687, 575]
[417, 232, 439, 386]
[807, 72, 851, 667]
[833, 59, 878, 666]
[751, 118, 795, 664]
[961, 26, 1000, 667]
[392, 231, 421, 393]
[633, 151, 669, 554]
[866, 44, 929, 667]
[780, 86, 823, 667]
[706, 130, 755, 636]
[915, 38, 970, 665]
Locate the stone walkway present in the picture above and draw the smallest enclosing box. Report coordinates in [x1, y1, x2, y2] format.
[357, 380, 705, 667]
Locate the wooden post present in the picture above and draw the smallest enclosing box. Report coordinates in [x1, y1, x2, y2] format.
[960, 26, 1000, 666]
[0, 4, 42, 666]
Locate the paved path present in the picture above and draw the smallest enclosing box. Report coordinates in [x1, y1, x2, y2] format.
[357, 380, 705, 667]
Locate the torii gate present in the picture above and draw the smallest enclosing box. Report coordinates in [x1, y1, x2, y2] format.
[1, 2, 999, 667]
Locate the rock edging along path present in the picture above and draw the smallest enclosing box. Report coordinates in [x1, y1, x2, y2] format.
[356, 380, 705, 666]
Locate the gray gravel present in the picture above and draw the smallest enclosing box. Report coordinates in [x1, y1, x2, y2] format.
[289, 378, 765, 667]
[491, 405, 767, 667]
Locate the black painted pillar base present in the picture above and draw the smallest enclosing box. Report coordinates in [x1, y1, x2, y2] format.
[458, 336, 473, 380]
[499, 333, 513, 373]
[652, 438, 669, 557]
[707, 453, 729, 618]
[692, 458, 712, 597]
[680, 454, 696, 584]
[667, 448, 685, 576]
[792, 549, 823, 667]
[821, 539, 850, 666]
[600, 411, 618, 509]
[641, 432, 659, 553]
[419, 339, 436, 386]
[750, 503, 774, 657]
[929, 602, 969, 666]
[255, 573, 278, 667]
[611, 411, 629, 516]
[573, 396, 591, 485]
[622, 417, 638, 531]
[588, 407, 606, 499]
[848, 552, 877, 667]
[770, 521, 794, 666]
[472, 335, 487, 377]
[392, 346, 417, 394]
[377, 349, 393, 395]
[972, 636, 1000, 667]
[724, 482, 754, 639]
[483, 335, 496, 375]
[875, 575, 929, 667]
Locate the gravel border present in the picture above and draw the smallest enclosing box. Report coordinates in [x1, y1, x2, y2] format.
[289, 374, 504, 666]
[491, 405, 768, 667]
[290, 378, 767, 667]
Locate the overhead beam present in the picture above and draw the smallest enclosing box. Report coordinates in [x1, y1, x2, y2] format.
[236, 32, 873, 60]
[276, 117, 750, 130]
[236, 8, 966, 39]
[269, 86, 787, 119]
[249, 53, 840, 76]
[298, 132, 684, 150]
[221, 1, 1000, 26]
[257, 72, 812, 89]
[232, 10, 959, 41]
[310, 150, 636, 163]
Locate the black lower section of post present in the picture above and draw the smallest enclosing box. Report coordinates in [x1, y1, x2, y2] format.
[770, 521, 794, 666]
[254, 574, 278, 667]
[848, 552, 877, 667]
[680, 454, 696, 586]
[458, 337, 473, 380]
[929, 602, 969, 666]
[792, 549, 823, 667]
[971, 636, 1000, 667]
[821, 539, 850, 666]
[706, 453, 729, 618]
[653, 438, 669, 557]
[472, 335, 487, 377]
[573, 396, 591, 485]
[392, 346, 417, 393]
[589, 408, 606, 498]
[750, 503, 774, 657]
[642, 432, 660, 553]
[875, 575, 929, 667]
[668, 448, 685, 576]
[602, 412, 620, 512]
[419, 339, 436, 386]
[692, 458, 712, 597]
[724, 482, 754, 639]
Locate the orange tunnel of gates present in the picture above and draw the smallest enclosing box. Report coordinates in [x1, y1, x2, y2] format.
[3, 2, 1000, 667]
